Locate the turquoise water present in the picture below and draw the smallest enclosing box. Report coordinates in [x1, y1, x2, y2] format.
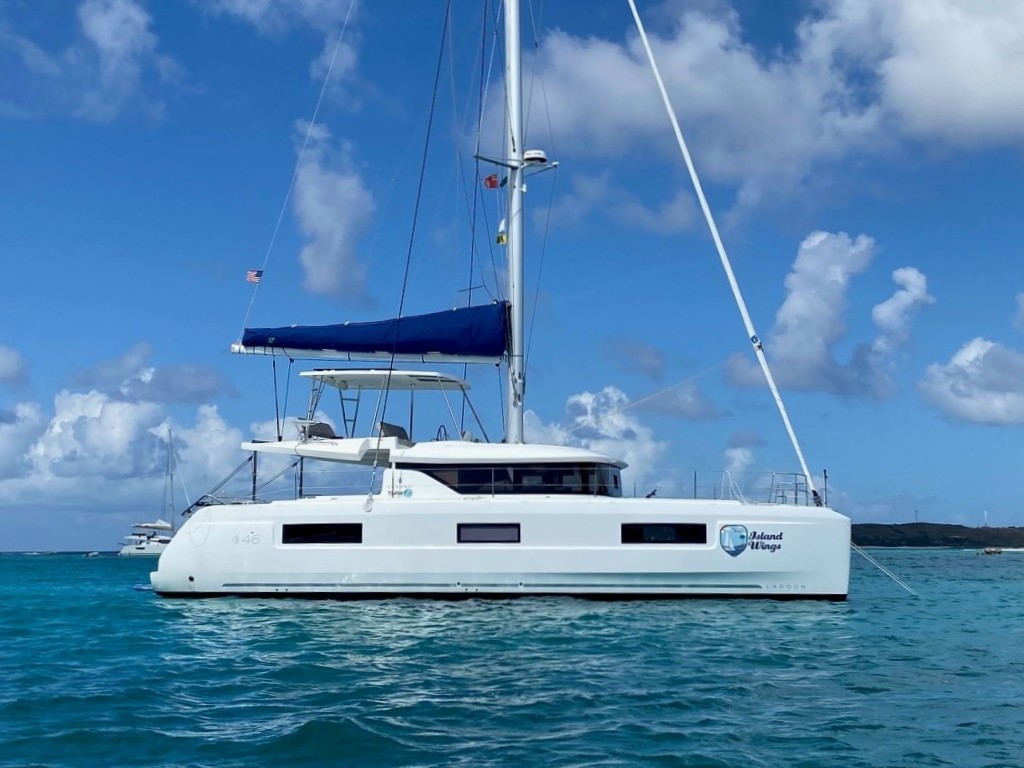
[1, 550, 1021, 767]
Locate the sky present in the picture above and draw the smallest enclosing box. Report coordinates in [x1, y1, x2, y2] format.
[2, 0, 1024, 550]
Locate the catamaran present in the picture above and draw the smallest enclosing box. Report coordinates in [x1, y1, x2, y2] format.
[120, 431, 182, 557]
[150, 0, 851, 600]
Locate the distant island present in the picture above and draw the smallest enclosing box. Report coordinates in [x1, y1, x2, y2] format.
[852, 523, 1024, 548]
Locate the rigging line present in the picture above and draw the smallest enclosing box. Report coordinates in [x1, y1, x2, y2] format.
[371, 0, 453, 486]
[522, 0, 546, 135]
[238, 0, 357, 338]
[852, 544, 919, 597]
[524, 13, 558, 368]
[462, 0, 492, 433]
[479, 9, 504, 300]
[525, 162, 557, 366]
[272, 356, 282, 441]
[626, 0, 822, 505]
[562, 356, 734, 438]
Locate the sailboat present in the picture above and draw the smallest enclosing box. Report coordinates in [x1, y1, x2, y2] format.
[150, 1, 850, 599]
[119, 433, 180, 557]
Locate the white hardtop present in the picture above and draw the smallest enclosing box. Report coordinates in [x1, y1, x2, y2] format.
[243, 435, 627, 469]
[302, 369, 469, 392]
[132, 519, 172, 531]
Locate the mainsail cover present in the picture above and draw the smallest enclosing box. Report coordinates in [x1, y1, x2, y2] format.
[239, 302, 509, 362]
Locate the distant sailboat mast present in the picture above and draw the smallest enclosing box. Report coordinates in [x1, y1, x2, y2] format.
[504, 0, 526, 444]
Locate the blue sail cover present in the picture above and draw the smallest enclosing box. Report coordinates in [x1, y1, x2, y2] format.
[240, 302, 509, 362]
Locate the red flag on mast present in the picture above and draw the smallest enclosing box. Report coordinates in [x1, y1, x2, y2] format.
[483, 173, 499, 189]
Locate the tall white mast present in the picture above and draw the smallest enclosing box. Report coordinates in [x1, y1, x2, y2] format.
[504, 0, 526, 444]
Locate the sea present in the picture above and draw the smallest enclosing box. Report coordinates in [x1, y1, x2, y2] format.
[1, 550, 1021, 768]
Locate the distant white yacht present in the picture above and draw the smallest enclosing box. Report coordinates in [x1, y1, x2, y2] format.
[118, 520, 173, 557]
[119, 431, 185, 557]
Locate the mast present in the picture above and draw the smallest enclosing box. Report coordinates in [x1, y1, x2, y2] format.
[504, 0, 526, 443]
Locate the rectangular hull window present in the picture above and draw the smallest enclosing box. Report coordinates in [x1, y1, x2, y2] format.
[621, 523, 707, 544]
[457, 523, 521, 543]
[283, 523, 363, 544]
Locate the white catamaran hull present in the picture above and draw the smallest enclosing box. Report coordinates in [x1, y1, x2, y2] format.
[151, 496, 849, 599]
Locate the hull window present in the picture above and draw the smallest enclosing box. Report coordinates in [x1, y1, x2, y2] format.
[283, 523, 363, 544]
[457, 523, 521, 543]
[621, 523, 707, 544]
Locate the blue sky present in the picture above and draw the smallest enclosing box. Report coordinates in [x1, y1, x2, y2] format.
[2, 0, 1024, 550]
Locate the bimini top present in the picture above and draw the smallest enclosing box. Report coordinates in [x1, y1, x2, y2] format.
[301, 369, 469, 392]
[233, 302, 508, 364]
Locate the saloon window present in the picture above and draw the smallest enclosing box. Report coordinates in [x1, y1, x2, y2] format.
[402, 462, 623, 497]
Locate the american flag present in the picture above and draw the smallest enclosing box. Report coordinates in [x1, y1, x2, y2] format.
[246, 269, 263, 284]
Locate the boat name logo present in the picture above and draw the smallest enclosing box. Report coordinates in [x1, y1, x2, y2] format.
[749, 530, 784, 553]
[719, 525, 748, 557]
[402, 488, 413, 498]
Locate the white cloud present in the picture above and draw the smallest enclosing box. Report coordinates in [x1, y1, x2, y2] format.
[504, 0, 1024, 211]
[204, 0, 356, 34]
[723, 446, 753, 475]
[292, 121, 376, 299]
[728, 231, 931, 398]
[75, 343, 232, 403]
[524, 386, 667, 492]
[864, 1, 1024, 145]
[0, 0, 178, 122]
[26, 389, 165, 480]
[871, 266, 935, 356]
[0, 403, 44, 480]
[1014, 293, 1024, 330]
[919, 338, 1024, 425]
[0, 345, 27, 385]
[542, 172, 696, 234]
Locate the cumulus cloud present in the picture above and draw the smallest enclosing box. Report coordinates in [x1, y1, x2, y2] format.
[203, 0, 357, 34]
[0, 345, 27, 386]
[292, 121, 376, 300]
[26, 389, 165, 481]
[0, 0, 179, 122]
[919, 338, 1024, 425]
[871, 267, 935, 356]
[75, 343, 233, 404]
[485, 0, 1024, 215]
[524, 385, 667, 491]
[203, 0, 360, 99]
[0, 390, 251, 514]
[0, 403, 44, 480]
[728, 231, 932, 398]
[723, 446, 753, 475]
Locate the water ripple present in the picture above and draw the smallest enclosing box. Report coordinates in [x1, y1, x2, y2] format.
[1, 551, 1023, 767]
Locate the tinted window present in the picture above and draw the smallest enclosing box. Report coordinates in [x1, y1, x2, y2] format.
[621, 523, 706, 544]
[457, 523, 521, 543]
[282, 523, 362, 544]
[404, 463, 622, 497]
